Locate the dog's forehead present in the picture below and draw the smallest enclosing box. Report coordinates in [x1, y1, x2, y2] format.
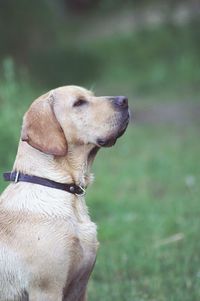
[54, 86, 94, 100]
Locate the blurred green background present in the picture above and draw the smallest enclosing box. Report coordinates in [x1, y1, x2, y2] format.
[0, 1, 200, 300]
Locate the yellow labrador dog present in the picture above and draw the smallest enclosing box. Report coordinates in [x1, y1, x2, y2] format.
[0, 86, 129, 301]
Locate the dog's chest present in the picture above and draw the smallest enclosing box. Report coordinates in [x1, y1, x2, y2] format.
[68, 219, 98, 272]
[46, 217, 98, 270]
[62, 220, 98, 298]
[15, 214, 99, 296]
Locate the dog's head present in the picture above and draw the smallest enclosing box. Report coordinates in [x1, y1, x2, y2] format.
[21, 86, 129, 156]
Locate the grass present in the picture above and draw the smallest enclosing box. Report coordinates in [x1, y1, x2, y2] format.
[87, 124, 200, 301]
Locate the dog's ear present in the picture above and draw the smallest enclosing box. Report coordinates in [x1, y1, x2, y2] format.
[21, 92, 68, 156]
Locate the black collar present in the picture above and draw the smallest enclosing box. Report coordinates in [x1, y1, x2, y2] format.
[3, 171, 86, 196]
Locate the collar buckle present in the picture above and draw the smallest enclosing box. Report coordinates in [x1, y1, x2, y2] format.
[76, 185, 86, 196]
[14, 171, 20, 183]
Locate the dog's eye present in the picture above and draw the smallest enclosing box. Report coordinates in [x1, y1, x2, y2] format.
[73, 99, 88, 107]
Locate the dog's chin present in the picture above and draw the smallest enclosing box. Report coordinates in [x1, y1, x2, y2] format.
[97, 119, 129, 148]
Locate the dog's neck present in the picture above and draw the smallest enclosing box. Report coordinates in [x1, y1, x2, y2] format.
[13, 141, 98, 188]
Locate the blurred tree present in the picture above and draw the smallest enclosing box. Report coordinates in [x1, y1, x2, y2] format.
[0, 0, 58, 63]
[0, 0, 199, 88]
[0, 0, 103, 87]
[29, 46, 103, 88]
[63, 0, 100, 12]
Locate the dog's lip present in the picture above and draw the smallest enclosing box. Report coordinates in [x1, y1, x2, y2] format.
[97, 137, 117, 147]
[97, 116, 129, 148]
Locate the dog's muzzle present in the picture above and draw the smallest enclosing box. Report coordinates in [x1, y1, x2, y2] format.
[97, 96, 130, 147]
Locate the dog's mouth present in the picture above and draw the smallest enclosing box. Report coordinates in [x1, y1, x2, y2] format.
[97, 114, 129, 148]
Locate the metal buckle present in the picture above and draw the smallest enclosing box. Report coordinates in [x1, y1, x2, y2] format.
[76, 185, 86, 196]
[14, 171, 20, 183]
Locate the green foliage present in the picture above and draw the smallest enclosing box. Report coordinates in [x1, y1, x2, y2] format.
[0, 58, 38, 174]
[0, 0, 58, 59]
[29, 46, 103, 88]
[0, 0, 104, 88]
[1, 0, 200, 97]
[88, 21, 200, 98]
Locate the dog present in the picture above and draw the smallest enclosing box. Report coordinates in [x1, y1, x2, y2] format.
[0, 86, 129, 301]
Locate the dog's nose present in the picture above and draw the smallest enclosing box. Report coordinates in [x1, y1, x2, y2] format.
[112, 96, 128, 109]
